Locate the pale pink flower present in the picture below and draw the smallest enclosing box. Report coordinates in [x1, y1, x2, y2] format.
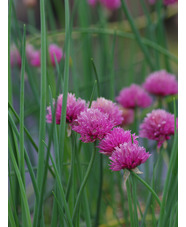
[10, 46, 21, 67]
[139, 109, 178, 148]
[91, 97, 123, 126]
[72, 108, 115, 143]
[116, 84, 152, 109]
[46, 93, 87, 125]
[98, 127, 138, 155]
[118, 105, 134, 126]
[109, 142, 151, 171]
[49, 44, 63, 66]
[100, 0, 121, 10]
[143, 70, 178, 97]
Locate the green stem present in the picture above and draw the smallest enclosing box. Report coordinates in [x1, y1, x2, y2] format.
[158, 99, 178, 227]
[94, 154, 103, 227]
[131, 171, 161, 207]
[121, 0, 154, 70]
[126, 179, 134, 226]
[72, 144, 97, 223]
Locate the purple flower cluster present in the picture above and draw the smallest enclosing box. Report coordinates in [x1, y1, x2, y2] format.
[45, 67, 178, 173]
[91, 97, 123, 126]
[116, 84, 152, 109]
[109, 143, 150, 171]
[139, 109, 178, 148]
[143, 70, 178, 97]
[46, 93, 87, 125]
[10, 43, 64, 68]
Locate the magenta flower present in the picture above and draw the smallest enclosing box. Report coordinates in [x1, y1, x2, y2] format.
[139, 109, 178, 148]
[49, 44, 63, 66]
[46, 93, 87, 125]
[98, 127, 138, 155]
[143, 70, 178, 97]
[118, 105, 134, 126]
[26, 44, 41, 67]
[91, 97, 123, 126]
[164, 0, 178, 5]
[88, 0, 98, 6]
[116, 84, 152, 109]
[109, 142, 151, 171]
[72, 108, 115, 143]
[10, 46, 21, 68]
[100, 0, 121, 10]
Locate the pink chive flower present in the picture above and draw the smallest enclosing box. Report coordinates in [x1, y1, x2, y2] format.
[143, 70, 178, 97]
[100, 0, 121, 10]
[139, 109, 178, 148]
[49, 44, 63, 66]
[91, 97, 123, 126]
[164, 0, 178, 5]
[88, 0, 98, 6]
[72, 108, 115, 143]
[26, 44, 41, 67]
[46, 93, 87, 125]
[116, 84, 152, 109]
[118, 105, 134, 126]
[10, 46, 21, 67]
[98, 127, 138, 156]
[109, 142, 151, 171]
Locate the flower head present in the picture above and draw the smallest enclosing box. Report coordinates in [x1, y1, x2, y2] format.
[26, 44, 41, 67]
[98, 127, 138, 155]
[46, 93, 87, 125]
[100, 0, 121, 10]
[87, 0, 98, 6]
[116, 84, 152, 109]
[91, 97, 123, 126]
[118, 105, 134, 126]
[49, 44, 63, 66]
[139, 109, 178, 148]
[143, 70, 178, 97]
[164, 0, 178, 5]
[109, 142, 151, 171]
[72, 108, 115, 143]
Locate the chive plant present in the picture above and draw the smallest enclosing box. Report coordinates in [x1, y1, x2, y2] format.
[8, 0, 178, 226]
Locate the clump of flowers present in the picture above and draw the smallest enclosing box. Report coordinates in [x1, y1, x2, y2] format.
[48, 44, 63, 66]
[91, 97, 123, 126]
[118, 105, 134, 126]
[139, 109, 178, 148]
[72, 108, 115, 143]
[98, 127, 138, 155]
[109, 142, 151, 171]
[116, 84, 152, 109]
[46, 93, 87, 125]
[87, 0, 121, 10]
[143, 70, 178, 97]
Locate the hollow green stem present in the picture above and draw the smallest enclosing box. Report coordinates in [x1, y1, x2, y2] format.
[72, 144, 97, 223]
[131, 171, 161, 207]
